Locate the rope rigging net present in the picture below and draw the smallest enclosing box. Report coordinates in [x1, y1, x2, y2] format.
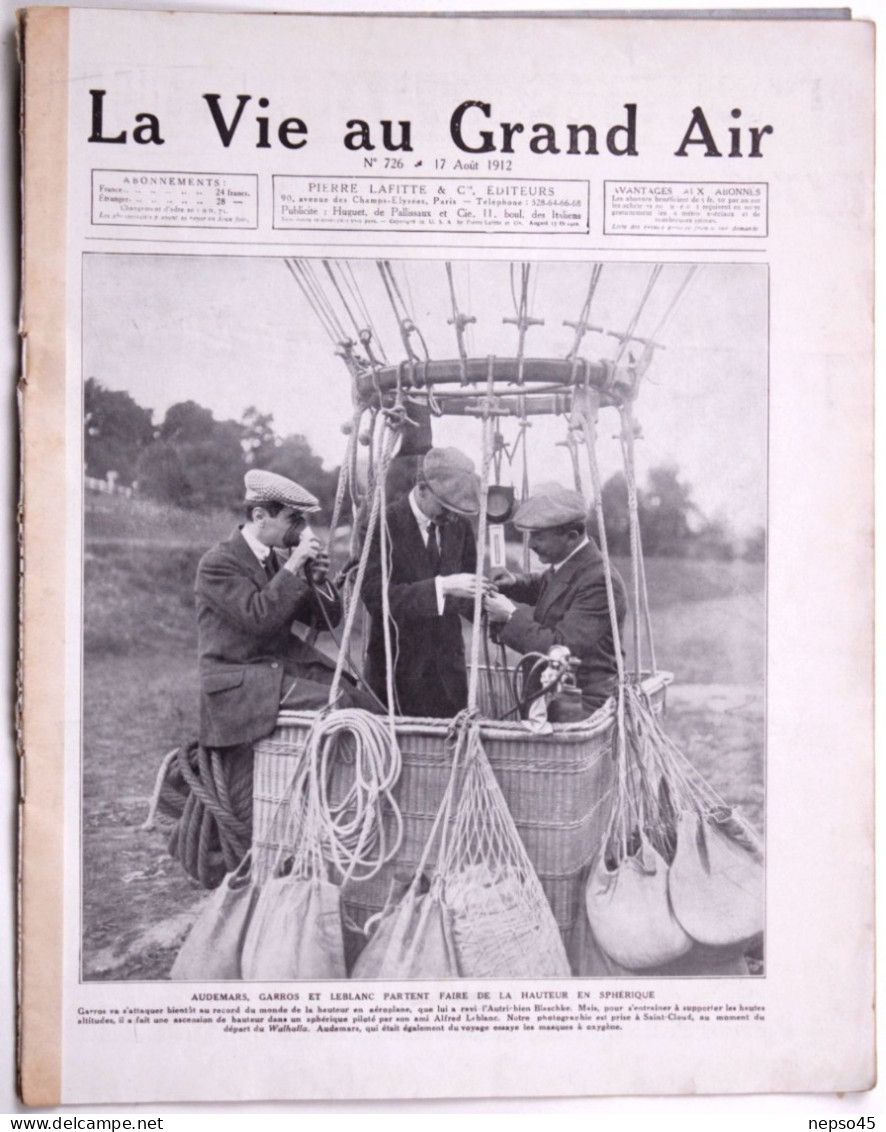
[285, 256, 697, 708]
[265, 257, 703, 901]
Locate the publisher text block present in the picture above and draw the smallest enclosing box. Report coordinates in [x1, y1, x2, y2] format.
[273, 176, 589, 233]
[604, 181, 768, 237]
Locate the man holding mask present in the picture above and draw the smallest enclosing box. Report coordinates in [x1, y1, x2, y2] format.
[195, 468, 371, 748]
[483, 482, 627, 715]
[363, 447, 481, 718]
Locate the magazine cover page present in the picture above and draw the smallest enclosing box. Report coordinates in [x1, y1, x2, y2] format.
[16, 4, 875, 1108]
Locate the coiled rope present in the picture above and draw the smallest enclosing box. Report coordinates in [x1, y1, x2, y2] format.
[144, 741, 253, 889]
[273, 411, 406, 886]
[306, 707, 403, 883]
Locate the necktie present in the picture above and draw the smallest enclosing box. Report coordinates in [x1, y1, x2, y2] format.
[264, 552, 278, 581]
[427, 521, 441, 572]
[537, 566, 555, 605]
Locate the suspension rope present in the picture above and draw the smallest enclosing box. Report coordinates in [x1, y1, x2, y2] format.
[378, 261, 430, 364]
[613, 264, 663, 367]
[518, 404, 532, 572]
[619, 401, 657, 675]
[377, 419, 401, 724]
[286, 259, 349, 345]
[504, 263, 544, 385]
[559, 417, 584, 494]
[323, 260, 366, 345]
[378, 259, 407, 319]
[491, 429, 504, 484]
[576, 392, 626, 690]
[481, 613, 500, 719]
[286, 259, 339, 345]
[315, 409, 388, 698]
[636, 531, 657, 675]
[644, 264, 699, 351]
[573, 387, 628, 850]
[386, 259, 412, 319]
[365, 406, 379, 492]
[347, 409, 365, 524]
[467, 363, 496, 713]
[341, 262, 388, 364]
[619, 401, 645, 677]
[445, 261, 477, 385]
[270, 411, 405, 888]
[327, 409, 360, 541]
[565, 263, 604, 362]
[307, 579, 387, 712]
[633, 265, 700, 377]
[327, 414, 400, 705]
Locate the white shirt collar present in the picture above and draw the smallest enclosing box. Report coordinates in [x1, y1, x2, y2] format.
[240, 524, 271, 563]
[408, 487, 434, 539]
[551, 536, 589, 573]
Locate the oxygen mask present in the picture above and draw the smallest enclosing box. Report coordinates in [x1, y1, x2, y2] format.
[283, 516, 310, 548]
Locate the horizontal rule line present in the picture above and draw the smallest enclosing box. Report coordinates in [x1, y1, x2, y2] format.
[83, 236, 767, 254]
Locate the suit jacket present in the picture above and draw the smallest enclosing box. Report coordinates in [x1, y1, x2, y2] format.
[362, 495, 477, 718]
[195, 528, 340, 747]
[499, 541, 627, 712]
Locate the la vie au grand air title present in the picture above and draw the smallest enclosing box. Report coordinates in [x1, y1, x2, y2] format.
[87, 92, 775, 159]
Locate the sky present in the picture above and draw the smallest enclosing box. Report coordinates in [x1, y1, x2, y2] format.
[82, 254, 767, 535]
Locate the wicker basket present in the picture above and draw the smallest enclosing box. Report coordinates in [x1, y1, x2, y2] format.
[253, 672, 671, 948]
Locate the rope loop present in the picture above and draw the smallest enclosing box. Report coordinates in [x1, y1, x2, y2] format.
[296, 707, 404, 885]
[380, 399, 416, 433]
[446, 707, 481, 747]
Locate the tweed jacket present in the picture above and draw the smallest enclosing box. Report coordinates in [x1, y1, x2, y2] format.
[362, 495, 477, 718]
[195, 527, 340, 747]
[499, 541, 627, 712]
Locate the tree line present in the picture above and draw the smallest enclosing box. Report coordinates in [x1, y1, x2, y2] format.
[84, 378, 340, 514]
[84, 379, 763, 561]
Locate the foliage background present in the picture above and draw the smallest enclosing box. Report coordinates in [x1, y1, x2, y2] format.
[85, 377, 764, 561]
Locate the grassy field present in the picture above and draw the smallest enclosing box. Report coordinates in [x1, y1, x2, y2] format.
[81, 492, 765, 980]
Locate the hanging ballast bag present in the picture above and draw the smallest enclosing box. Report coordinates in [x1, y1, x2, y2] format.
[241, 873, 346, 981]
[668, 807, 764, 948]
[445, 859, 568, 978]
[439, 722, 570, 979]
[351, 883, 459, 979]
[169, 856, 257, 981]
[568, 902, 636, 977]
[585, 833, 693, 970]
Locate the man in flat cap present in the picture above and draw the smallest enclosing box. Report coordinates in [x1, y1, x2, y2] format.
[362, 447, 481, 717]
[483, 482, 627, 715]
[195, 469, 372, 748]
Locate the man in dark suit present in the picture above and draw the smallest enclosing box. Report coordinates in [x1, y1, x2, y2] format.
[483, 482, 627, 714]
[195, 468, 372, 748]
[362, 447, 480, 718]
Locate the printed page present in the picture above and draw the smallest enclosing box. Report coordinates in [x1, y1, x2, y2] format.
[18, 7, 874, 1105]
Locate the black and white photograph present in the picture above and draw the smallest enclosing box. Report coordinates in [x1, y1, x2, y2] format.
[13, 5, 873, 1109]
[81, 254, 766, 983]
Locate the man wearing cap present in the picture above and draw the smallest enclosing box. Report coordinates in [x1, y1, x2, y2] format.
[483, 482, 627, 715]
[195, 469, 370, 748]
[362, 447, 480, 718]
